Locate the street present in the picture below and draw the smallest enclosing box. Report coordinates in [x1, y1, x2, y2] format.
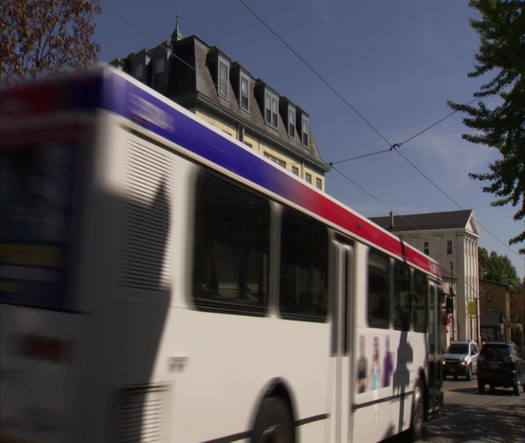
[418, 376, 525, 442]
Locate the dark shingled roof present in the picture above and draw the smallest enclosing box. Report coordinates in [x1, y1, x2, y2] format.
[113, 34, 329, 173]
[369, 209, 473, 231]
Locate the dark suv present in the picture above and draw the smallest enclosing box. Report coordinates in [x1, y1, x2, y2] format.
[477, 341, 525, 395]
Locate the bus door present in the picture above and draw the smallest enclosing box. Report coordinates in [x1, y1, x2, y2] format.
[426, 282, 442, 414]
[330, 238, 354, 443]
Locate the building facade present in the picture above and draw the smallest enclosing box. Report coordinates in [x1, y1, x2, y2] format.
[479, 279, 511, 341]
[370, 210, 480, 345]
[110, 29, 330, 189]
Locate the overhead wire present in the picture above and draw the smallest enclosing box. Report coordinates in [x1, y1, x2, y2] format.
[238, 0, 393, 148]
[101, 1, 220, 89]
[102, 0, 429, 248]
[103, 0, 522, 261]
[330, 97, 479, 166]
[238, 0, 522, 260]
[396, 97, 479, 147]
[331, 166, 422, 231]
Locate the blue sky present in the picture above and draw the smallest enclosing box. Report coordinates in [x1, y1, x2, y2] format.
[95, 0, 524, 278]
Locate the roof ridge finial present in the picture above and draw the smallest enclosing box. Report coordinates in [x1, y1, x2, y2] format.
[171, 13, 183, 44]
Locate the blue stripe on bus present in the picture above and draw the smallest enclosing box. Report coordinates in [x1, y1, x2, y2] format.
[101, 70, 306, 206]
[95, 69, 437, 276]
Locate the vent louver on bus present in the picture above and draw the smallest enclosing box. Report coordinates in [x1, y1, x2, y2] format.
[113, 385, 169, 443]
[122, 136, 173, 290]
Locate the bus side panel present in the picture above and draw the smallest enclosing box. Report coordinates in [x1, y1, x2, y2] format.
[352, 329, 425, 442]
[93, 123, 333, 442]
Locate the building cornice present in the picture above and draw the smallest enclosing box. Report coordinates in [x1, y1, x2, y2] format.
[394, 227, 480, 239]
[191, 91, 331, 172]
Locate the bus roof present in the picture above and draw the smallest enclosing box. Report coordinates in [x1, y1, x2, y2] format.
[0, 67, 441, 279]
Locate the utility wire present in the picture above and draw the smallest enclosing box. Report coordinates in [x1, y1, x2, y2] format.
[331, 165, 392, 211]
[396, 97, 478, 147]
[394, 149, 521, 258]
[102, 1, 157, 45]
[239, 0, 481, 165]
[238, 1, 522, 259]
[329, 145, 398, 166]
[331, 166, 421, 231]
[238, 0, 393, 148]
[101, 1, 218, 88]
[330, 97, 480, 166]
[395, 149, 464, 210]
[105, 0, 522, 261]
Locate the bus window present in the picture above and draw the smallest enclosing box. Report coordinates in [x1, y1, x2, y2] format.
[393, 261, 411, 331]
[412, 271, 428, 332]
[429, 285, 437, 353]
[279, 208, 328, 322]
[192, 171, 269, 315]
[367, 250, 390, 329]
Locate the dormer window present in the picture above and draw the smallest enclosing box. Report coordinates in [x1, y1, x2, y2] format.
[240, 72, 250, 112]
[155, 57, 166, 74]
[288, 105, 296, 138]
[134, 63, 144, 80]
[265, 90, 279, 128]
[301, 114, 309, 146]
[218, 55, 230, 99]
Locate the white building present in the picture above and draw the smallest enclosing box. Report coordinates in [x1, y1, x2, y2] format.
[370, 210, 480, 344]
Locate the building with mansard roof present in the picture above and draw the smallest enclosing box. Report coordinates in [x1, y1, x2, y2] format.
[370, 209, 480, 346]
[110, 27, 330, 190]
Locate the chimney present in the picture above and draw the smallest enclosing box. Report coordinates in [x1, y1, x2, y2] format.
[389, 211, 394, 229]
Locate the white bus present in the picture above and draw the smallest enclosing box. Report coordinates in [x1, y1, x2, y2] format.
[0, 67, 442, 443]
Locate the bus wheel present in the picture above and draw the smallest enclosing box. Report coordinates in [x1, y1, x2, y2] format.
[252, 397, 295, 443]
[409, 382, 424, 441]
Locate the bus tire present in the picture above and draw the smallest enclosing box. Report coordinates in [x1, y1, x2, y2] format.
[409, 381, 424, 441]
[252, 397, 295, 443]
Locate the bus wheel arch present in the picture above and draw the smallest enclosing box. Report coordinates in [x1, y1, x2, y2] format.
[250, 378, 297, 443]
[417, 368, 428, 418]
[408, 370, 427, 440]
[409, 379, 424, 440]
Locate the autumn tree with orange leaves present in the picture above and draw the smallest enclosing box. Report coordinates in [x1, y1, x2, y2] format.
[1, 0, 101, 85]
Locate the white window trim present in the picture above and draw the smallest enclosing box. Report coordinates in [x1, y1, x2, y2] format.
[264, 89, 279, 129]
[301, 114, 309, 145]
[263, 151, 286, 168]
[288, 105, 296, 138]
[239, 72, 250, 112]
[218, 56, 230, 100]
[305, 172, 312, 184]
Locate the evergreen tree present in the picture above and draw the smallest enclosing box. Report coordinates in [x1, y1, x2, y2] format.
[449, 0, 525, 253]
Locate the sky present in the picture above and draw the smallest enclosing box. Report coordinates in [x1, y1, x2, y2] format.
[94, 0, 524, 279]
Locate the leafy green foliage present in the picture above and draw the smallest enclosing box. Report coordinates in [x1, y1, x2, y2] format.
[449, 0, 525, 253]
[479, 247, 520, 287]
[0, 0, 101, 85]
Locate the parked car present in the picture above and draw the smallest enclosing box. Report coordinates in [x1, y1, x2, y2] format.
[477, 341, 525, 395]
[441, 341, 479, 380]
